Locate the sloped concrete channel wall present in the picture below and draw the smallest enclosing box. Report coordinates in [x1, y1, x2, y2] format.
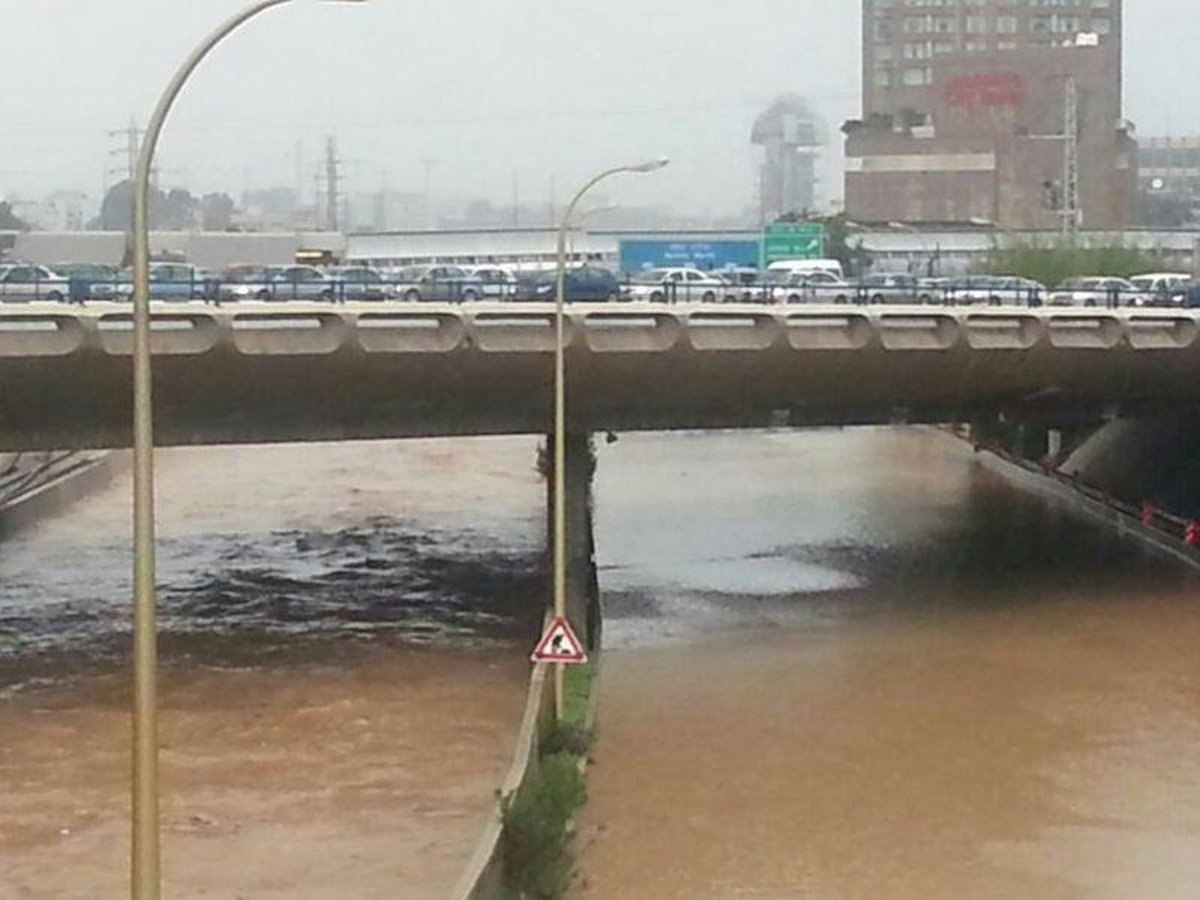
[961, 435, 1200, 573]
[0, 451, 128, 537]
[449, 661, 554, 900]
[453, 431, 600, 899]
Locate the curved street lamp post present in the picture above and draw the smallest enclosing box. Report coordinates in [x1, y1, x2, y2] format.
[130, 1, 367, 896]
[551, 158, 668, 718]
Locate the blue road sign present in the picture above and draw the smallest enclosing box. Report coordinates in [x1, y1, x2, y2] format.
[619, 239, 761, 273]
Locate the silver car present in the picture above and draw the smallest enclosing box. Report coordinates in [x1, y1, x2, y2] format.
[268, 265, 341, 302]
[0, 263, 70, 303]
[393, 265, 484, 303]
[855, 273, 923, 305]
[105, 262, 209, 301]
[466, 266, 518, 300]
[219, 264, 339, 302]
[1047, 277, 1133, 308]
[330, 266, 394, 301]
[946, 275, 1045, 306]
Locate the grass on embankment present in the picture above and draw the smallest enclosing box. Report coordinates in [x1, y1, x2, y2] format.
[500, 663, 595, 899]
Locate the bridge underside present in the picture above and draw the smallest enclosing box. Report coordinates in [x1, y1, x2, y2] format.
[0, 302, 1198, 451]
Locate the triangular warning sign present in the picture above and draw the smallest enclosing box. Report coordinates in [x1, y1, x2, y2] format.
[531, 616, 588, 665]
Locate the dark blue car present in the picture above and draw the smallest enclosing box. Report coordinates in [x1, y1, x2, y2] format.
[1177, 281, 1200, 308]
[524, 266, 620, 302]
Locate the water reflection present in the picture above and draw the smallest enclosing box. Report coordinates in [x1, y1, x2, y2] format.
[580, 428, 1200, 900]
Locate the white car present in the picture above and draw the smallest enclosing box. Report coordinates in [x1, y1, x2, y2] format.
[1047, 277, 1134, 308]
[1127, 272, 1192, 307]
[0, 264, 70, 303]
[762, 269, 851, 304]
[766, 258, 845, 281]
[624, 267, 728, 303]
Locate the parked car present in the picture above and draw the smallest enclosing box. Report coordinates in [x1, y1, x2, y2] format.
[0, 264, 70, 302]
[763, 269, 851, 304]
[330, 266, 394, 301]
[268, 265, 341, 302]
[50, 263, 120, 302]
[711, 268, 769, 303]
[521, 265, 620, 302]
[466, 266, 519, 300]
[216, 264, 339, 302]
[917, 277, 954, 304]
[104, 262, 209, 301]
[766, 258, 846, 280]
[855, 273, 923, 304]
[623, 267, 727, 303]
[1176, 280, 1200, 308]
[1047, 277, 1134, 308]
[1127, 272, 1192, 307]
[217, 265, 277, 301]
[944, 275, 1045, 306]
[393, 265, 484, 302]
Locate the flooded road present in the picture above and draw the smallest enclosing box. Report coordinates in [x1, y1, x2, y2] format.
[0, 437, 543, 899]
[578, 428, 1200, 900]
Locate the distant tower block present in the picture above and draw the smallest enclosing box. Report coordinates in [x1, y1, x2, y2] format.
[752, 95, 826, 224]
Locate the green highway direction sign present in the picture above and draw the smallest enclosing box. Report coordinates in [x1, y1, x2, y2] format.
[762, 223, 827, 265]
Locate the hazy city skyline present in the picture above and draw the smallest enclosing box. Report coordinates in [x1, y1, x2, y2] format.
[2, 0, 1198, 225]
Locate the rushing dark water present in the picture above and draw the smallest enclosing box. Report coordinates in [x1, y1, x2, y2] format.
[579, 428, 1200, 900]
[0, 437, 545, 899]
[0, 440, 545, 692]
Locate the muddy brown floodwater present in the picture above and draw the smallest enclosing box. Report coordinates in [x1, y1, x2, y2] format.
[578, 428, 1200, 900]
[0, 437, 543, 899]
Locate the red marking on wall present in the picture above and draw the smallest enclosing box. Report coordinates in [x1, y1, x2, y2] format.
[946, 72, 1025, 108]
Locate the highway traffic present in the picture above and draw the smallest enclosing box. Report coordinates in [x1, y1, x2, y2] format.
[4, 260, 1200, 309]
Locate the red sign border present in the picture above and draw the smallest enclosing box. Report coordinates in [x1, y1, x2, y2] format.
[531, 615, 588, 665]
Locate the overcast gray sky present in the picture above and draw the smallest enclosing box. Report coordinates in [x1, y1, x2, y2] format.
[2, 0, 1197, 218]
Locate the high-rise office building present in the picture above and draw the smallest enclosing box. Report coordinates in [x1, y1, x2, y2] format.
[846, 0, 1135, 230]
[752, 95, 826, 224]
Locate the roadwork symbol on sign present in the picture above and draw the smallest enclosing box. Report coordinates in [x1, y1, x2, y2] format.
[531, 616, 588, 665]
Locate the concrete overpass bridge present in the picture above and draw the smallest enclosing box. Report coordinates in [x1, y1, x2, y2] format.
[5, 298, 1200, 646]
[0, 301, 1197, 451]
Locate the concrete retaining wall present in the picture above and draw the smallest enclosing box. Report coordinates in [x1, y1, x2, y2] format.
[450, 660, 555, 900]
[0, 451, 129, 538]
[968, 442, 1200, 574]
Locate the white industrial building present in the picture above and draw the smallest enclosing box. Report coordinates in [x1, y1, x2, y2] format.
[3, 226, 1199, 276]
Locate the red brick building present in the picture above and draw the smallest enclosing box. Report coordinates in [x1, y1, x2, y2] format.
[846, 0, 1136, 230]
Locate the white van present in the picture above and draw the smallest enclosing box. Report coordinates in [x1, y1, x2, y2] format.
[766, 258, 845, 280]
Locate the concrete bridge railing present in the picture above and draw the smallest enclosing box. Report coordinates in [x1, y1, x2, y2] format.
[1, 302, 1199, 451]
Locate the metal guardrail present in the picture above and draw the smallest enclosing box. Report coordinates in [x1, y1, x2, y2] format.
[14, 278, 1194, 310]
[978, 440, 1200, 551]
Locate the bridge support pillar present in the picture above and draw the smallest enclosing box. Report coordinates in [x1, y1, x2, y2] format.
[546, 431, 601, 651]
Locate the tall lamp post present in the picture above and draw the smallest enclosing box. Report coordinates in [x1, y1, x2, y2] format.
[129, 2, 366, 897]
[551, 158, 668, 718]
